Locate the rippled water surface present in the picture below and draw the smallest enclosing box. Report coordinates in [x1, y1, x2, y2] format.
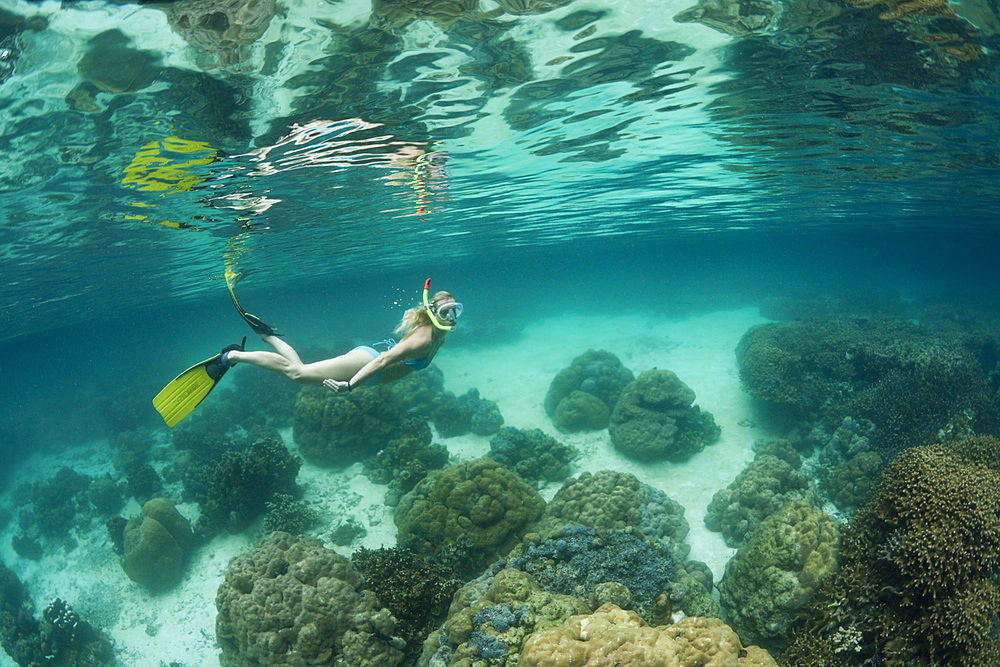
[0, 0, 997, 341]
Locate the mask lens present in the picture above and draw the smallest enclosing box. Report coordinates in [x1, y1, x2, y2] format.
[437, 302, 463, 322]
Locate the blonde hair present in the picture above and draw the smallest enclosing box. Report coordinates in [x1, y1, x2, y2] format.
[395, 290, 454, 336]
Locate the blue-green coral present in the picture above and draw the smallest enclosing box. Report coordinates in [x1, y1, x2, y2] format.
[544, 349, 634, 432]
[487, 426, 578, 486]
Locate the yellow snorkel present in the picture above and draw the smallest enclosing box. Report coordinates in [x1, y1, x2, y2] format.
[423, 278, 456, 331]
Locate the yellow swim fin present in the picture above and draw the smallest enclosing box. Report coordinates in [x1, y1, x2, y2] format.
[152, 338, 245, 427]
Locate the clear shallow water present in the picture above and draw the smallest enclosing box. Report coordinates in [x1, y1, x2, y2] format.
[0, 0, 997, 343]
[0, 0, 999, 662]
[0, 0, 998, 520]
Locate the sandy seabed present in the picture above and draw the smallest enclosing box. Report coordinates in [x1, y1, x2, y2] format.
[0, 307, 771, 666]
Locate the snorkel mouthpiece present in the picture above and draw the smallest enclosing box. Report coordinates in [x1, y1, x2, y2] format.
[423, 278, 457, 331]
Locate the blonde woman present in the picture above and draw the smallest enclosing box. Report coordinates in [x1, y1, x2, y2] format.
[222, 279, 461, 394]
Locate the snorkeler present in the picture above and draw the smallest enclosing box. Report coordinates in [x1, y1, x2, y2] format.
[152, 278, 461, 427]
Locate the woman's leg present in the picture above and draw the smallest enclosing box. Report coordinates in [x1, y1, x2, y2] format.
[227, 339, 372, 386]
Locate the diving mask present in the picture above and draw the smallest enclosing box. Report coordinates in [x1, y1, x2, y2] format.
[434, 301, 463, 324]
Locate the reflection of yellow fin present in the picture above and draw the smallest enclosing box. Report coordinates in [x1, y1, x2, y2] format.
[152, 338, 243, 427]
[122, 136, 218, 194]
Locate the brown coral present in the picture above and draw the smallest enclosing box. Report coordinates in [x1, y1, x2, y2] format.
[519, 604, 779, 667]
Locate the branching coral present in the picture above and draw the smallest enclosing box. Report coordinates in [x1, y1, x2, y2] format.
[783, 440, 1000, 667]
[352, 547, 461, 661]
[609, 369, 721, 462]
[216, 532, 405, 667]
[195, 437, 301, 535]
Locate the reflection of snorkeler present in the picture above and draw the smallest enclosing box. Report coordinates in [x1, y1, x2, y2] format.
[381, 145, 448, 217]
[152, 278, 462, 427]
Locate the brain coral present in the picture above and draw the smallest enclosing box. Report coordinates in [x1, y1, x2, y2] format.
[394, 458, 545, 574]
[717, 500, 840, 651]
[518, 603, 779, 667]
[609, 369, 721, 462]
[216, 532, 404, 667]
[544, 349, 635, 432]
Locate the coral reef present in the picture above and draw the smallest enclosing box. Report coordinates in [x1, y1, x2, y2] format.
[705, 444, 815, 548]
[363, 437, 450, 507]
[387, 365, 446, 418]
[814, 417, 883, 513]
[545, 350, 635, 432]
[2, 564, 114, 666]
[518, 603, 779, 667]
[736, 318, 999, 453]
[533, 470, 690, 553]
[783, 440, 1000, 666]
[293, 385, 431, 467]
[120, 498, 194, 591]
[216, 532, 405, 667]
[419, 567, 591, 667]
[394, 458, 545, 577]
[609, 369, 721, 462]
[352, 547, 461, 661]
[500, 525, 713, 623]
[487, 426, 578, 486]
[87, 477, 124, 514]
[262, 494, 320, 535]
[432, 388, 505, 437]
[194, 437, 301, 535]
[718, 500, 840, 651]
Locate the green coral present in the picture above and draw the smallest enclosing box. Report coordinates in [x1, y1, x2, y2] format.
[486, 427, 579, 486]
[534, 470, 689, 556]
[608, 369, 721, 462]
[784, 440, 1000, 667]
[352, 547, 461, 662]
[120, 498, 194, 591]
[544, 349, 634, 433]
[195, 437, 301, 535]
[262, 494, 320, 535]
[394, 459, 545, 577]
[705, 444, 815, 548]
[293, 385, 431, 467]
[736, 318, 999, 452]
[718, 500, 840, 651]
[363, 437, 450, 506]
[216, 532, 404, 667]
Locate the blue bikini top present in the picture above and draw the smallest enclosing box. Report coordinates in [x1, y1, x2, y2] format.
[373, 338, 433, 370]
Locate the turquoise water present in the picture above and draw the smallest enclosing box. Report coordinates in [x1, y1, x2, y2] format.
[0, 0, 999, 664]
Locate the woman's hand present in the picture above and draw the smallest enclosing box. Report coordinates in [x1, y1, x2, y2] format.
[323, 379, 350, 394]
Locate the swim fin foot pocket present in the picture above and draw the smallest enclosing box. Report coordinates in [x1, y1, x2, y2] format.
[152, 337, 246, 427]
